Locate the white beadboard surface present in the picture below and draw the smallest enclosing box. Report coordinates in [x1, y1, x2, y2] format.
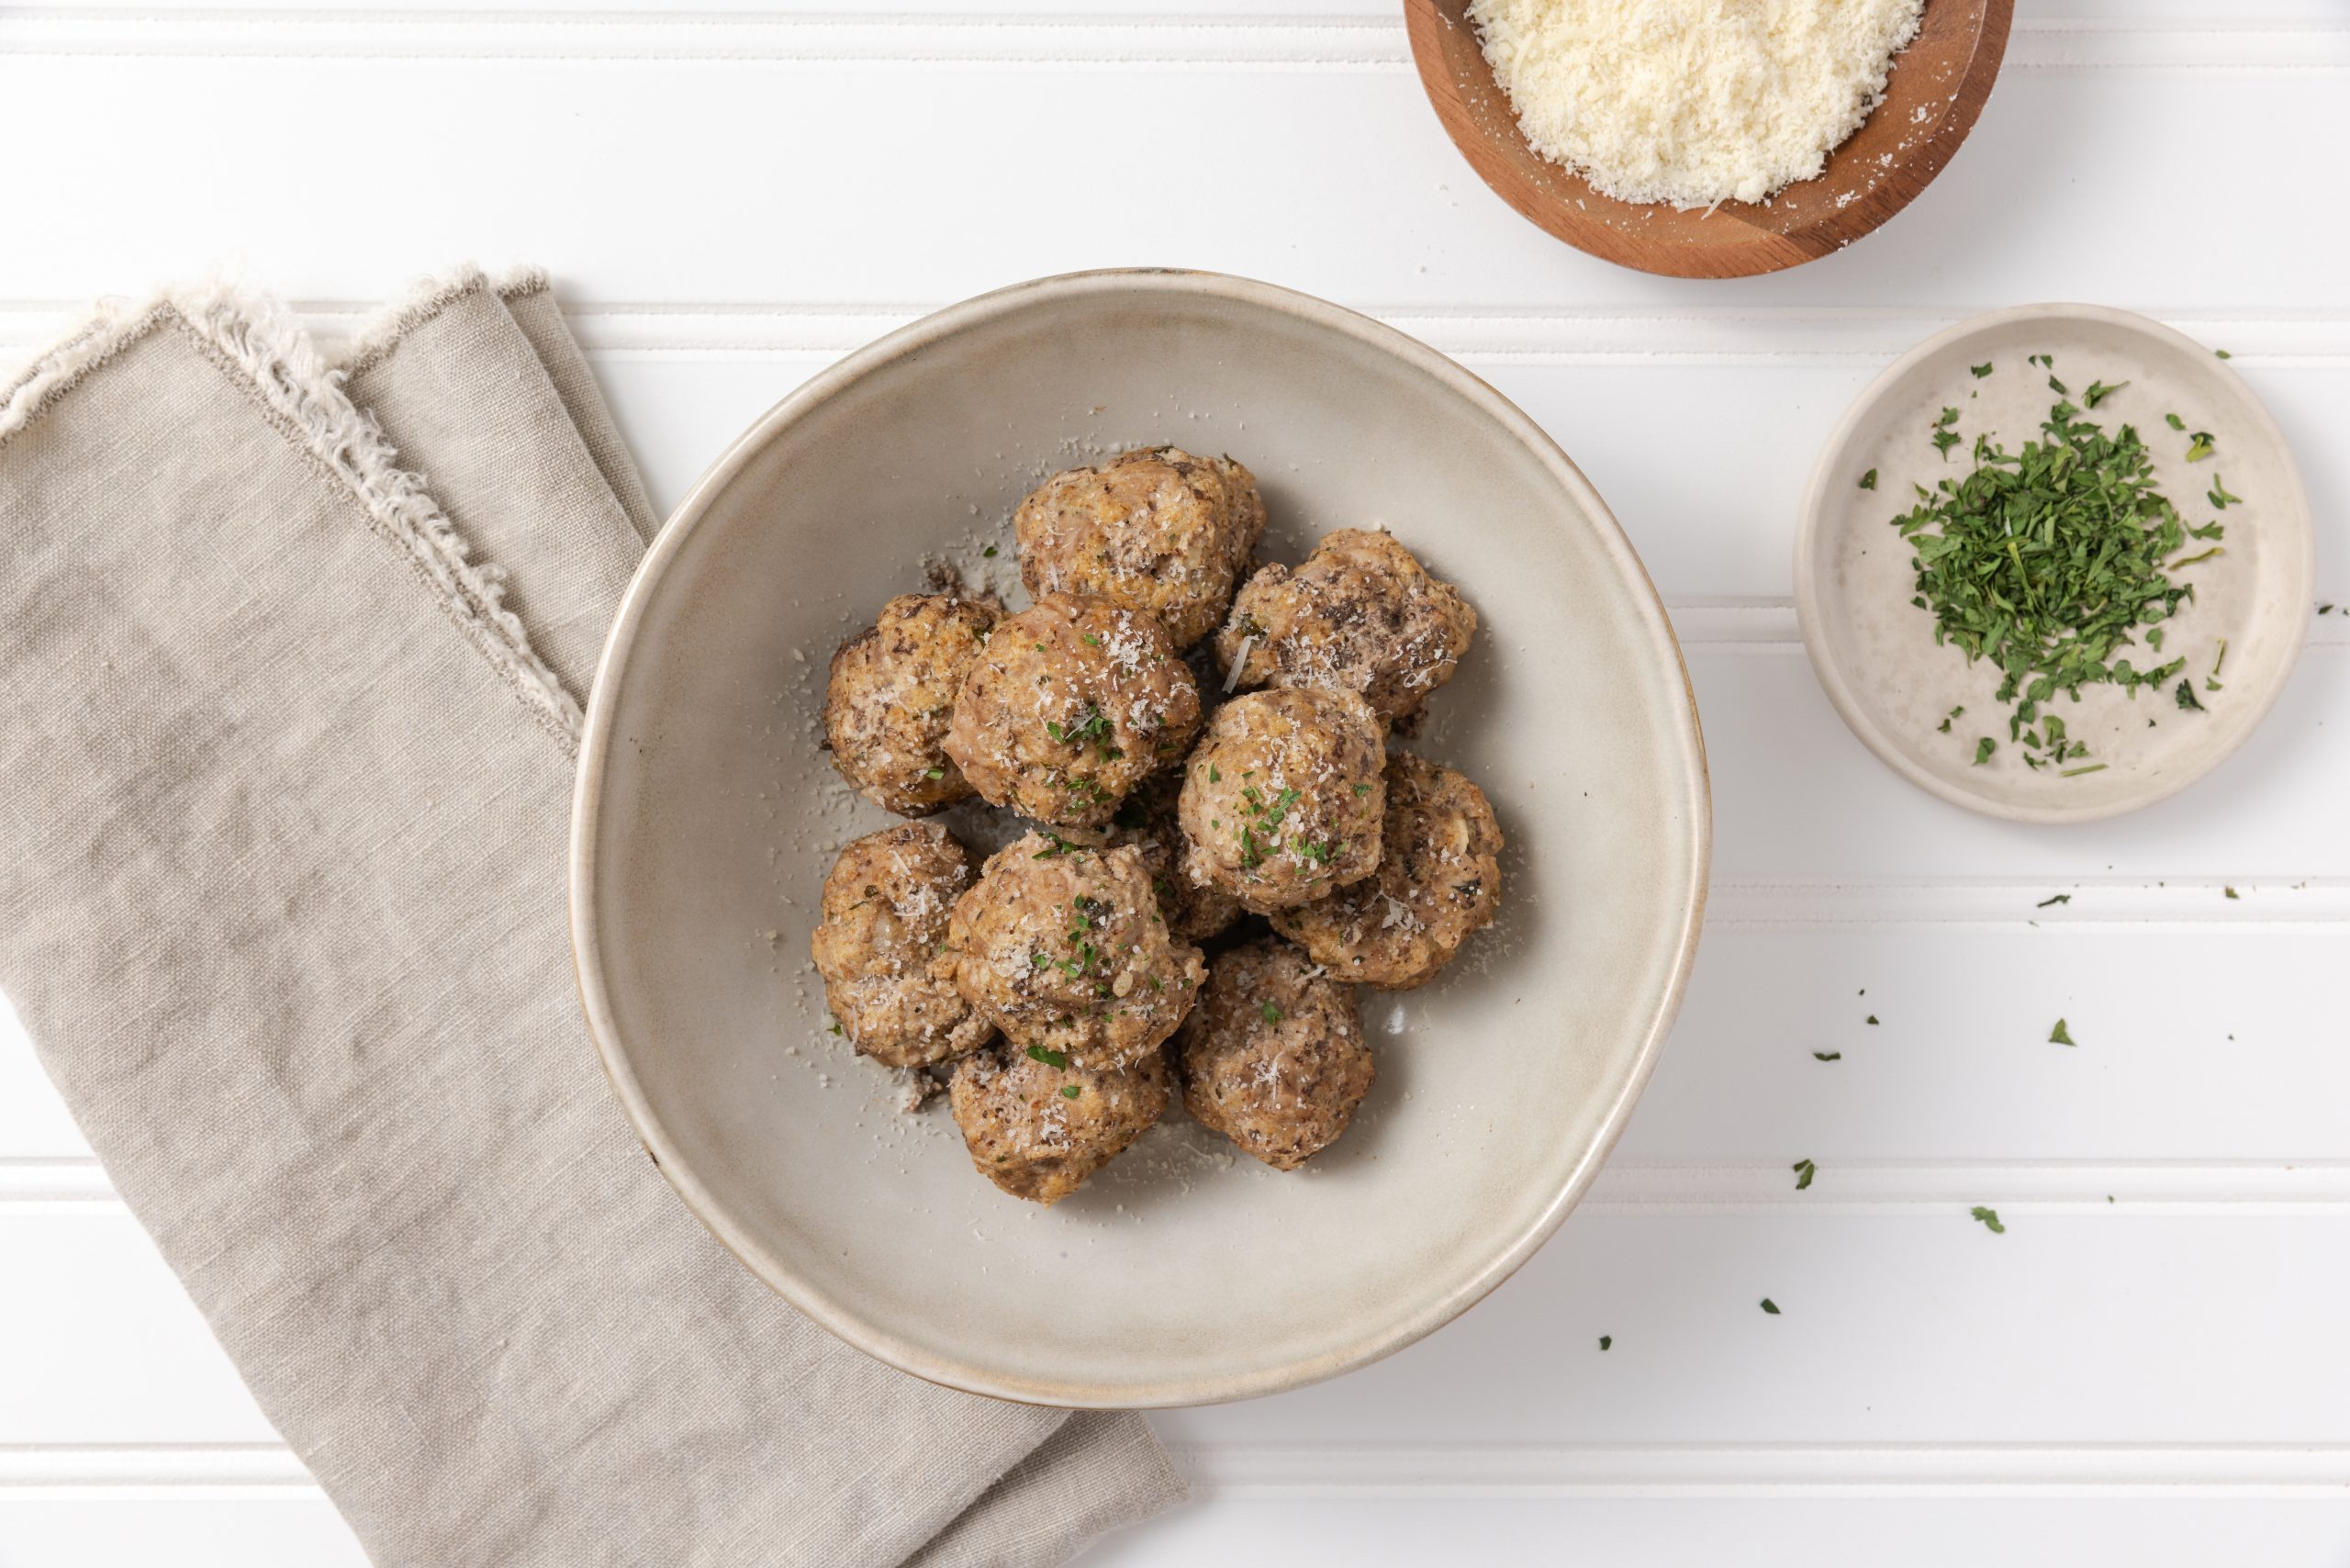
[2, 1, 2346, 1562]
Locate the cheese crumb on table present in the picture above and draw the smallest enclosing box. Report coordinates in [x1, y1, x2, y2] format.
[1467, 0, 1925, 209]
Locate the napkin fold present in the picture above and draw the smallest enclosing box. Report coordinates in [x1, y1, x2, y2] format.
[0, 266, 1184, 1567]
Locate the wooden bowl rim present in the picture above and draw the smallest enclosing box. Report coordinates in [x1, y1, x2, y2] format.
[1404, 0, 2017, 279]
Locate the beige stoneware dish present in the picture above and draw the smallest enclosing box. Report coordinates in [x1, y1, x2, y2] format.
[570, 270, 1711, 1407]
[1797, 303, 2314, 824]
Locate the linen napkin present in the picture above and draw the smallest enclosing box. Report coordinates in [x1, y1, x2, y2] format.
[0, 266, 1185, 1567]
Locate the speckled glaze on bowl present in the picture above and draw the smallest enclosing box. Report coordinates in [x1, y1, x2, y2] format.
[570, 270, 1710, 1407]
[1796, 303, 2314, 823]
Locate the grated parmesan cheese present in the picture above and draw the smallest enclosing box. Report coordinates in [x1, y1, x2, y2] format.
[1467, 0, 1925, 209]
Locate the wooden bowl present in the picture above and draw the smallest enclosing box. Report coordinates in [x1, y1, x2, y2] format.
[1404, 0, 2014, 279]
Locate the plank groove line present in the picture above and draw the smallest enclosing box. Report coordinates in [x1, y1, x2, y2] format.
[12, 305, 2350, 367]
[5, 1440, 2347, 1496]
[16, 1156, 2350, 1212]
[0, 13, 2346, 73]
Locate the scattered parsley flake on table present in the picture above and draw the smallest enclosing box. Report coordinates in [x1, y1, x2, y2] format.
[2037, 892, 2071, 908]
[1793, 1158, 1817, 1191]
[1599, 1335, 1612, 1351]
[1970, 1205, 2006, 1234]
[1760, 1298, 1781, 1316]
[2049, 1018, 2076, 1047]
[1814, 1050, 1841, 1062]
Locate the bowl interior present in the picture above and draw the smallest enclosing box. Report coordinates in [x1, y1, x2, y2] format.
[1406, 0, 2011, 277]
[1796, 305, 2315, 823]
[574, 273, 1709, 1406]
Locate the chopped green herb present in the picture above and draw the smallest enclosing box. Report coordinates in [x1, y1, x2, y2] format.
[2185, 431, 2216, 463]
[2047, 374, 2068, 396]
[1814, 1050, 1841, 1061]
[1261, 1001, 1284, 1025]
[1866, 1014, 1879, 1025]
[2060, 763, 2108, 777]
[827, 1021, 843, 1036]
[982, 544, 998, 558]
[1973, 737, 1996, 766]
[1760, 1298, 1782, 1316]
[1026, 1045, 1070, 1069]
[2207, 475, 2242, 510]
[1353, 782, 1371, 796]
[1891, 390, 2200, 765]
[2049, 1018, 2076, 1047]
[1970, 1205, 2006, 1234]
[1932, 427, 1961, 459]
[2224, 886, 2240, 900]
[1859, 468, 1878, 490]
[2036, 892, 2071, 908]
[2215, 348, 2232, 360]
[2212, 639, 2228, 678]
[2165, 412, 2186, 431]
[1793, 1158, 1817, 1191]
[1060, 1084, 1081, 1099]
[1970, 362, 1993, 378]
[1208, 765, 1221, 783]
[2082, 378, 2125, 409]
[923, 767, 946, 779]
[1083, 633, 1102, 645]
[1599, 1335, 1612, 1350]
[1937, 703, 1964, 734]
[2176, 679, 2205, 711]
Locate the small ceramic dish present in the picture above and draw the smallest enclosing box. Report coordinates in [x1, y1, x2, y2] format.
[1796, 303, 2314, 824]
[570, 269, 1709, 1407]
[1404, 0, 2012, 279]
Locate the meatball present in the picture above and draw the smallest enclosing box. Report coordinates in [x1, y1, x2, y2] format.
[1179, 940, 1373, 1171]
[944, 594, 1202, 828]
[946, 832, 1206, 1070]
[950, 1045, 1170, 1205]
[1015, 447, 1267, 649]
[1215, 529, 1477, 722]
[1065, 772, 1242, 944]
[1272, 753, 1503, 990]
[1177, 688, 1386, 913]
[809, 823, 995, 1069]
[823, 593, 998, 815]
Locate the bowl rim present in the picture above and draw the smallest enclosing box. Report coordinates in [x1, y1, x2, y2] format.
[1792, 300, 2317, 825]
[1403, 0, 2016, 279]
[568, 267, 1714, 1407]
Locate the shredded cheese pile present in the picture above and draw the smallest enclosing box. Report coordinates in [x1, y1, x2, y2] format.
[1467, 0, 1925, 209]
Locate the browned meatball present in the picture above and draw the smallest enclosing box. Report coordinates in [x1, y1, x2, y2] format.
[823, 593, 998, 815]
[1016, 447, 1267, 649]
[1177, 688, 1386, 913]
[1216, 530, 1477, 722]
[943, 594, 1201, 828]
[947, 832, 1206, 1070]
[1272, 753, 1503, 990]
[1179, 940, 1373, 1170]
[809, 823, 994, 1069]
[1062, 772, 1242, 944]
[949, 1045, 1171, 1205]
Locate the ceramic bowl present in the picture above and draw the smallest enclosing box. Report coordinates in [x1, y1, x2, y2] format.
[570, 269, 1710, 1406]
[1796, 303, 2314, 823]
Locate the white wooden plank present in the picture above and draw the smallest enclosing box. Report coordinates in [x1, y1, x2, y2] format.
[1072, 1496, 2350, 1567]
[0, 54, 2344, 312]
[13, 1205, 2350, 1447]
[0, 1493, 2344, 1568]
[0, 1496, 367, 1568]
